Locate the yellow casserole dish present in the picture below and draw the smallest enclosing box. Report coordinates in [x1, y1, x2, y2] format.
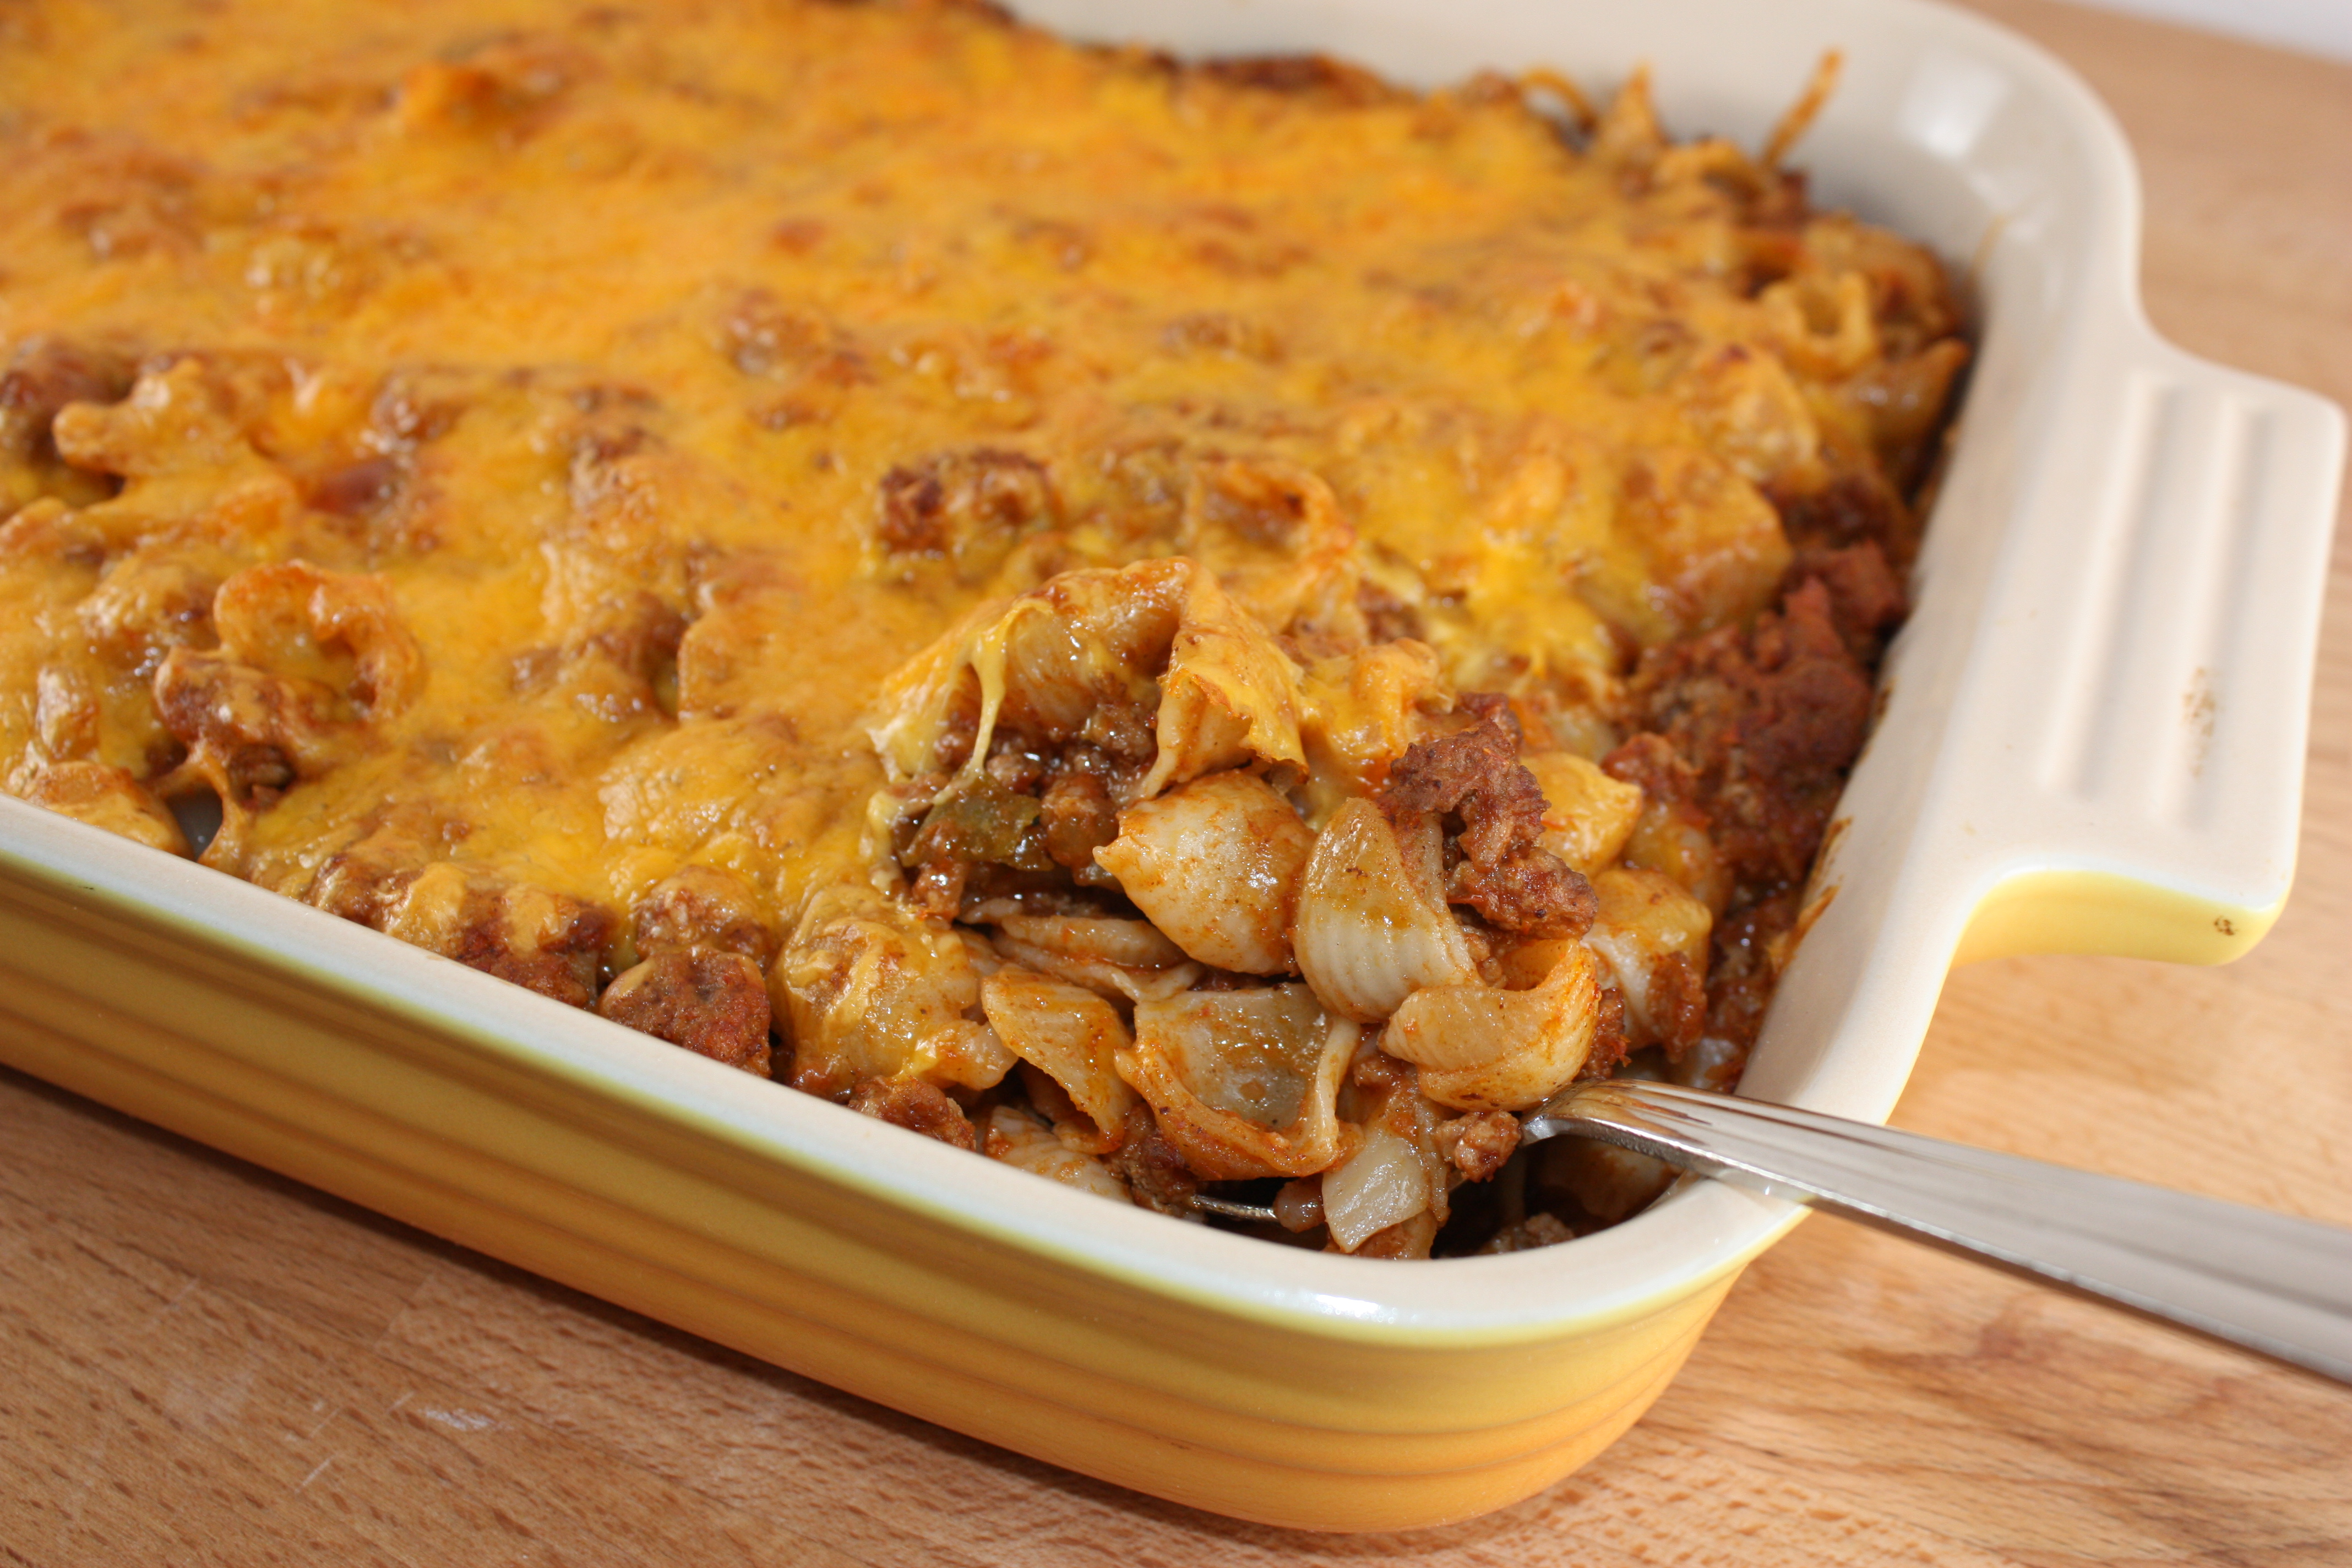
[0, 0, 2340, 1531]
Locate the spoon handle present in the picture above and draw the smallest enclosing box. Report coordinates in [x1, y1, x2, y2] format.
[1526, 1080, 2352, 1384]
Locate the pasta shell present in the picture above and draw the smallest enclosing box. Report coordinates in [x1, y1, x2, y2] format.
[1131, 562, 1310, 802]
[1383, 942, 1603, 1112]
[864, 558, 1305, 802]
[984, 592, 1166, 741]
[211, 560, 427, 717]
[1582, 865, 1712, 1045]
[777, 881, 1001, 1096]
[1119, 984, 1358, 1180]
[991, 937, 1201, 1004]
[979, 968, 1138, 1152]
[1093, 770, 1314, 974]
[988, 913, 1200, 1004]
[910, 1019, 1019, 1092]
[1621, 791, 1733, 914]
[9, 760, 189, 857]
[1292, 799, 1478, 1022]
[993, 913, 1186, 969]
[1521, 751, 1645, 876]
[983, 1106, 1131, 1202]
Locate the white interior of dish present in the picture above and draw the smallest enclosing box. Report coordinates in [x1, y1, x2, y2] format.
[11, 0, 2332, 1344]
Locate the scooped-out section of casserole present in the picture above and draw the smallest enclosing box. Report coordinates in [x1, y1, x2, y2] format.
[0, 0, 1965, 1257]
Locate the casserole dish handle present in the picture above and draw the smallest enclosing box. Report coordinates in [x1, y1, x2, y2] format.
[1949, 332, 2345, 965]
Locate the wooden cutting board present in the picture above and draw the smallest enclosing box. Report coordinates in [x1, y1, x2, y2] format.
[2, 0, 2346, 1561]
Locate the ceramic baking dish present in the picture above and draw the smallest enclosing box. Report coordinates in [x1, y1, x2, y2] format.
[0, 0, 2340, 1533]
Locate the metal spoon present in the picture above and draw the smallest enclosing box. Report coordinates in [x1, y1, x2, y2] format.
[1201, 1079, 2352, 1384]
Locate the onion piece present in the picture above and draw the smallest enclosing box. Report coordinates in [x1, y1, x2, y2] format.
[1320, 1126, 1431, 1253]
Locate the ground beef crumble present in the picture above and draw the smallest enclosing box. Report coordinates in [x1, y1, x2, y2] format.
[1443, 1110, 1522, 1182]
[849, 1076, 978, 1151]
[1381, 693, 1597, 938]
[1615, 566, 1884, 889]
[1107, 1104, 1201, 1216]
[596, 949, 772, 1074]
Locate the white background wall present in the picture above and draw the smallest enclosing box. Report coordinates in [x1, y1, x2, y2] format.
[2070, 0, 2352, 61]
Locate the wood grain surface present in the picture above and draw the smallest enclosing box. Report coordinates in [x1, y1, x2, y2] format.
[4, 0, 2349, 1562]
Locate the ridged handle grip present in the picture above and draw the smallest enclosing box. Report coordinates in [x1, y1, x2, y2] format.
[1942, 339, 2345, 964]
[1529, 1081, 2352, 1384]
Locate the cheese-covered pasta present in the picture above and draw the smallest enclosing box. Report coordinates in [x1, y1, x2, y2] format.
[0, 0, 1961, 1255]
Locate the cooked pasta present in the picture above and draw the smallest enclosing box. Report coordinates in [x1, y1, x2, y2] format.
[0, 0, 1963, 1255]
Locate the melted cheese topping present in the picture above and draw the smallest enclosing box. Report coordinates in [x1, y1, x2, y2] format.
[0, 1, 1959, 1035]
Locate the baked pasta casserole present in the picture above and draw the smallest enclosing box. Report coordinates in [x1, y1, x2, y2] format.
[0, 0, 1966, 1256]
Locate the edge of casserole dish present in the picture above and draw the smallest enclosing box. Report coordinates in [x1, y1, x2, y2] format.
[0, 0, 2340, 1531]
